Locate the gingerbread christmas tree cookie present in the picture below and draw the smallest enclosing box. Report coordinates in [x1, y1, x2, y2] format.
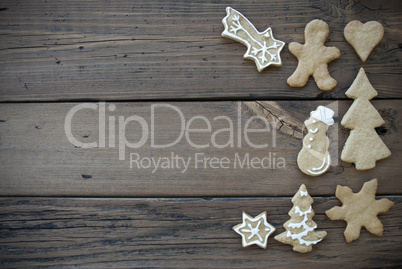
[275, 184, 327, 253]
[287, 19, 340, 91]
[233, 211, 276, 249]
[222, 7, 285, 71]
[341, 68, 391, 170]
[297, 106, 334, 176]
[325, 179, 394, 243]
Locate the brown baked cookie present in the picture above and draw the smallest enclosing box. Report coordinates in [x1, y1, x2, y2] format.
[233, 211, 276, 249]
[341, 68, 391, 170]
[287, 19, 340, 91]
[344, 20, 384, 62]
[274, 184, 327, 253]
[222, 7, 285, 71]
[297, 106, 334, 176]
[325, 178, 394, 243]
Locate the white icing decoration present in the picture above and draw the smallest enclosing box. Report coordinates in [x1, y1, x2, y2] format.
[241, 220, 262, 241]
[229, 16, 278, 63]
[222, 7, 285, 71]
[300, 190, 308, 197]
[307, 154, 331, 175]
[286, 206, 323, 246]
[310, 106, 334, 126]
[312, 157, 327, 171]
[298, 105, 333, 177]
[234, 212, 275, 248]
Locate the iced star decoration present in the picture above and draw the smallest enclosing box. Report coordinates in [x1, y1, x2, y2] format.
[326, 178, 394, 243]
[233, 211, 276, 248]
[222, 7, 285, 71]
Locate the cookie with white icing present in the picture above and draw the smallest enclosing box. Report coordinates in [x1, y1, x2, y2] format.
[297, 106, 334, 176]
[233, 211, 276, 249]
[274, 184, 327, 253]
[222, 7, 285, 71]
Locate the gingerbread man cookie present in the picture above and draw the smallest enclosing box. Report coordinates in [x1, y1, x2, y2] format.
[287, 19, 340, 91]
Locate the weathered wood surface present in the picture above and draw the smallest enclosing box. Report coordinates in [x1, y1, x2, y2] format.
[0, 0, 401, 267]
[0, 0, 401, 101]
[0, 100, 400, 197]
[0, 197, 400, 268]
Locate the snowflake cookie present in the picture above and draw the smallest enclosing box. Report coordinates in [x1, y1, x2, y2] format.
[275, 184, 327, 253]
[287, 19, 340, 91]
[325, 178, 394, 243]
[233, 211, 276, 248]
[222, 7, 285, 71]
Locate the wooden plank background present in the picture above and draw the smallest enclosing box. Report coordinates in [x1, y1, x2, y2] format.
[0, 197, 401, 268]
[0, 0, 401, 101]
[0, 100, 401, 197]
[0, 0, 401, 267]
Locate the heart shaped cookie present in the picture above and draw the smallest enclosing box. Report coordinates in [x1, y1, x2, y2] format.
[344, 20, 384, 62]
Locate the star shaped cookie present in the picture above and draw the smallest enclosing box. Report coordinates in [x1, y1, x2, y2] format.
[233, 211, 276, 248]
[325, 178, 394, 243]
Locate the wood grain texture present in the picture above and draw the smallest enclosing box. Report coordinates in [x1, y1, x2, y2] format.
[0, 100, 400, 197]
[0, 1, 401, 266]
[0, 197, 400, 268]
[0, 0, 401, 101]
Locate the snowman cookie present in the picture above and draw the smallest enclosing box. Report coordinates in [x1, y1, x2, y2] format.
[297, 106, 334, 176]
